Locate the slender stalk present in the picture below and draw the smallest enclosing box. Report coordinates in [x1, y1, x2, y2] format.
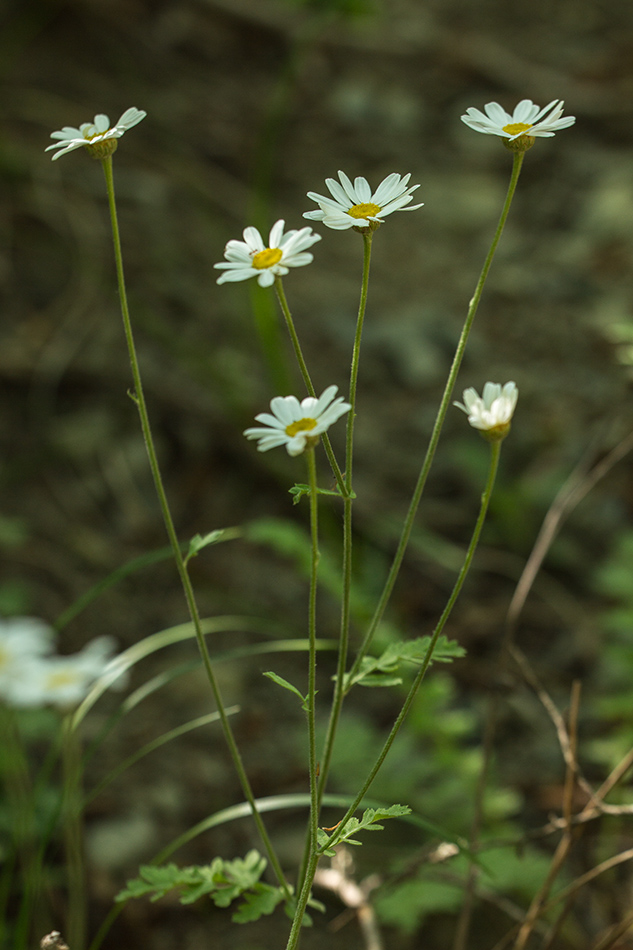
[347, 152, 524, 683]
[294, 231, 373, 898]
[320, 440, 502, 854]
[285, 449, 321, 948]
[306, 449, 320, 856]
[317, 230, 373, 794]
[274, 277, 347, 496]
[62, 715, 86, 950]
[285, 851, 320, 950]
[100, 156, 288, 896]
[286, 438, 502, 950]
[1, 707, 42, 950]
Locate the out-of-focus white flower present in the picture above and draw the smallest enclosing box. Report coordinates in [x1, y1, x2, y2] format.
[454, 382, 518, 440]
[244, 385, 351, 456]
[45, 107, 146, 161]
[214, 220, 321, 288]
[303, 171, 423, 231]
[460, 99, 575, 141]
[0, 617, 55, 694]
[2, 636, 124, 709]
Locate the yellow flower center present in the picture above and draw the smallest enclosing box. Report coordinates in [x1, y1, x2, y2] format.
[285, 417, 317, 437]
[47, 670, 81, 689]
[347, 202, 381, 220]
[251, 247, 283, 270]
[502, 122, 533, 136]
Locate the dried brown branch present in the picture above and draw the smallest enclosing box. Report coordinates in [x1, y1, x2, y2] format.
[41, 934, 69, 950]
[314, 848, 383, 950]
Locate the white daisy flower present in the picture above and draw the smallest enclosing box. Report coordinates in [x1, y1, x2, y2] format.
[303, 170, 423, 231]
[454, 382, 518, 441]
[244, 385, 351, 456]
[214, 219, 321, 288]
[0, 617, 55, 699]
[461, 99, 575, 141]
[46, 107, 147, 161]
[3, 636, 124, 709]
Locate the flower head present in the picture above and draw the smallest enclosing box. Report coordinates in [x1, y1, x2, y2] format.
[454, 381, 518, 441]
[303, 171, 423, 231]
[244, 385, 351, 456]
[461, 99, 575, 150]
[2, 636, 124, 709]
[46, 107, 147, 161]
[214, 220, 321, 288]
[0, 617, 55, 693]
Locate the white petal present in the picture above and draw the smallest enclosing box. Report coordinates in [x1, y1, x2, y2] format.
[215, 267, 255, 284]
[354, 177, 372, 202]
[324, 178, 352, 207]
[268, 219, 286, 247]
[337, 170, 359, 204]
[371, 172, 404, 205]
[483, 102, 511, 125]
[318, 213, 357, 230]
[286, 434, 308, 456]
[270, 395, 302, 425]
[241, 226, 265, 252]
[115, 107, 147, 130]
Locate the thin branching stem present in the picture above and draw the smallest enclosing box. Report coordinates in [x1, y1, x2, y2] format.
[274, 277, 347, 495]
[320, 439, 502, 854]
[62, 716, 85, 950]
[318, 230, 373, 796]
[306, 449, 320, 857]
[347, 152, 524, 685]
[100, 155, 289, 897]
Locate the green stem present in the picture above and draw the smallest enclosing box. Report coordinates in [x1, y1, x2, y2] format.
[100, 156, 289, 897]
[317, 230, 372, 794]
[347, 152, 524, 684]
[288, 231, 373, 939]
[285, 852, 319, 950]
[306, 449, 320, 856]
[287, 449, 321, 945]
[62, 714, 86, 950]
[1, 707, 41, 950]
[294, 231, 373, 899]
[274, 276, 347, 497]
[320, 439, 502, 854]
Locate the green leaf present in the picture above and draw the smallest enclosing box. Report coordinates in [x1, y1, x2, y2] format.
[317, 804, 411, 855]
[115, 850, 273, 916]
[185, 528, 241, 565]
[356, 674, 403, 688]
[344, 636, 465, 691]
[232, 883, 285, 923]
[289, 484, 354, 505]
[263, 671, 307, 708]
[115, 863, 198, 903]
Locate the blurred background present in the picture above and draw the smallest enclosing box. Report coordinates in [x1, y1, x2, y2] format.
[2, 0, 633, 947]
